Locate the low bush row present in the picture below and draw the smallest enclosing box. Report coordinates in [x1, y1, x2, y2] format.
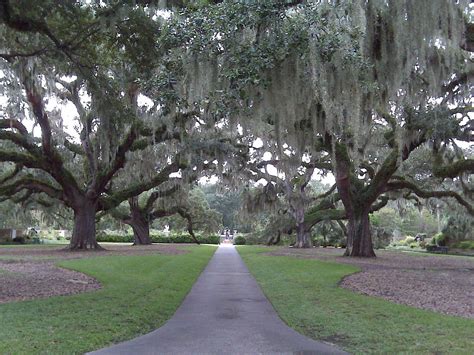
[233, 236, 247, 245]
[451, 240, 474, 250]
[96, 233, 220, 244]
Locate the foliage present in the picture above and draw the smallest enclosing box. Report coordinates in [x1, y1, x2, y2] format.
[237, 232, 266, 245]
[96, 233, 134, 243]
[432, 232, 447, 246]
[0, 245, 216, 354]
[442, 215, 474, 243]
[371, 205, 439, 240]
[0, 1, 229, 249]
[185, 0, 473, 256]
[233, 236, 246, 245]
[371, 227, 392, 249]
[202, 184, 243, 230]
[452, 240, 474, 250]
[238, 246, 474, 354]
[96, 232, 220, 244]
[38, 229, 70, 241]
[160, 187, 223, 233]
[151, 234, 220, 244]
[312, 221, 345, 247]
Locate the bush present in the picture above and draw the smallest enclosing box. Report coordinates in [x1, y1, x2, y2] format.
[404, 236, 415, 244]
[432, 232, 447, 246]
[372, 227, 392, 249]
[38, 230, 69, 241]
[240, 232, 267, 245]
[233, 236, 246, 245]
[453, 240, 474, 250]
[96, 231, 220, 244]
[150, 234, 220, 244]
[96, 234, 133, 243]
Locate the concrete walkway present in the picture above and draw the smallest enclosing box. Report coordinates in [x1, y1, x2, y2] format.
[90, 245, 346, 355]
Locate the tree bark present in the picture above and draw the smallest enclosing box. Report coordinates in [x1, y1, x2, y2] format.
[130, 213, 152, 245]
[123, 196, 151, 245]
[267, 230, 282, 245]
[294, 223, 312, 248]
[335, 143, 376, 257]
[68, 199, 102, 250]
[344, 208, 376, 257]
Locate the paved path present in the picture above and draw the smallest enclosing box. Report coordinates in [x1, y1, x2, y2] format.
[90, 245, 346, 355]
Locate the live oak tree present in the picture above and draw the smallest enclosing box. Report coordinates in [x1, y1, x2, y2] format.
[108, 185, 198, 245]
[108, 177, 223, 245]
[179, 0, 473, 256]
[0, 2, 206, 249]
[160, 187, 223, 234]
[240, 143, 338, 248]
[1, 0, 472, 256]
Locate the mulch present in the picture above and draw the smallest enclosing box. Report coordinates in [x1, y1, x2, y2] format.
[0, 244, 188, 304]
[266, 247, 474, 319]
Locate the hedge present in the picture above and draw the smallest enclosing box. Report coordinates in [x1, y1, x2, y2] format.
[96, 233, 220, 244]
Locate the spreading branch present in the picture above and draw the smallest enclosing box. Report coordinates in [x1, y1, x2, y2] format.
[386, 180, 474, 216]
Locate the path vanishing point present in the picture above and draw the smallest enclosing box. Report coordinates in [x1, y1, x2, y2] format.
[90, 244, 347, 355]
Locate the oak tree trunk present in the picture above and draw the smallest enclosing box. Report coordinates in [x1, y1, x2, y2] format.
[130, 214, 152, 245]
[294, 223, 312, 248]
[69, 199, 102, 250]
[124, 196, 152, 245]
[267, 230, 281, 245]
[344, 208, 375, 257]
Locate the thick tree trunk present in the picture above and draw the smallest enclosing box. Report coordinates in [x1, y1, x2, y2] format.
[125, 197, 152, 245]
[335, 143, 376, 257]
[267, 230, 282, 245]
[344, 208, 376, 257]
[130, 214, 152, 245]
[294, 223, 312, 248]
[69, 199, 102, 250]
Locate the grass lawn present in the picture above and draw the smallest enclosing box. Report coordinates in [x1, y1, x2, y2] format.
[238, 246, 474, 354]
[0, 245, 216, 354]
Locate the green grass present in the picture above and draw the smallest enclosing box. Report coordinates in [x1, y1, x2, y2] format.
[0, 244, 61, 248]
[0, 245, 216, 354]
[238, 246, 474, 354]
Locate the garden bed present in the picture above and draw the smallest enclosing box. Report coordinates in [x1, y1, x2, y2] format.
[266, 247, 474, 318]
[0, 244, 187, 303]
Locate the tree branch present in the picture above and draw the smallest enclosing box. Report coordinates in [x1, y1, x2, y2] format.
[99, 159, 185, 211]
[433, 158, 474, 179]
[0, 176, 64, 201]
[386, 180, 474, 216]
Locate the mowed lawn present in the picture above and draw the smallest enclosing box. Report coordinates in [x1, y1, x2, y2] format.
[0, 245, 216, 354]
[238, 246, 474, 354]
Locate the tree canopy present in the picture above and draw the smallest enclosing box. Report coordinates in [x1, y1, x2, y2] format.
[0, 0, 472, 256]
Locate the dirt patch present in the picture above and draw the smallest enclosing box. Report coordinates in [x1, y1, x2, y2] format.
[0, 260, 100, 304]
[0, 244, 190, 304]
[266, 247, 474, 319]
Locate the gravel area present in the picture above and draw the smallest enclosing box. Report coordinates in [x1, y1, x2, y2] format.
[266, 247, 474, 319]
[0, 244, 189, 304]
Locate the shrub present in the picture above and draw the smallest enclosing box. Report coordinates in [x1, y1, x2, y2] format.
[96, 231, 220, 244]
[38, 230, 69, 241]
[453, 240, 474, 250]
[233, 236, 246, 245]
[96, 234, 134, 243]
[404, 236, 415, 244]
[432, 232, 447, 246]
[150, 234, 220, 244]
[409, 242, 418, 249]
[372, 227, 392, 249]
